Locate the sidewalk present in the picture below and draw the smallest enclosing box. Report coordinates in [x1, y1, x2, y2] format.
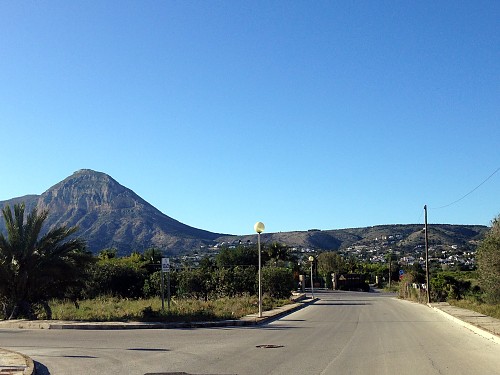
[429, 302, 500, 344]
[1, 298, 499, 375]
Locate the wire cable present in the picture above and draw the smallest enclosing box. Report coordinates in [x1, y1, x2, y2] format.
[430, 166, 500, 210]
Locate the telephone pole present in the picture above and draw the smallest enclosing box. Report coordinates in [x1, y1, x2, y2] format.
[424, 205, 430, 304]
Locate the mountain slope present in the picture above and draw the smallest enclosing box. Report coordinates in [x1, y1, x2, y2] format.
[0, 169, 222, 255]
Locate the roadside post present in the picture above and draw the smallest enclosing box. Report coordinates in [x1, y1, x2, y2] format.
[161, 257, 171, 310]
[308, 256, 315, 298]
[299, 274, 305, 292]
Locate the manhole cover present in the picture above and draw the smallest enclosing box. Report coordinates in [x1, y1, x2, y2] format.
[255, 344, 284, 349]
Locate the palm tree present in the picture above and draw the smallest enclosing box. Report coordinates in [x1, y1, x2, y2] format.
[0, 203, 92, 319]
[267, 242, 292, 266]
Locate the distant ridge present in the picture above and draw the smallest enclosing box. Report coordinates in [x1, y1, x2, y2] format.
[0, 169, 490, 256]
[216, 223, 489, 253]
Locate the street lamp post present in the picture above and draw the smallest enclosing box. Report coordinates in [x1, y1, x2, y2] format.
[254, 221, 265, 318]
[309, 255, 315, 298]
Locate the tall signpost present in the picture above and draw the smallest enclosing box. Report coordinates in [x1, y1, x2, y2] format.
[309, 256, 315, 298]
[161, 257, 171, 310]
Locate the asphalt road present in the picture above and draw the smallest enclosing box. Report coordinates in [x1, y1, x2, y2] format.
[1, 291, 499, 375]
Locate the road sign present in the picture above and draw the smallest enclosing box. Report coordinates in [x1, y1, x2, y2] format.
[161, 258, 170, 273]
[399, 269, 404, 276]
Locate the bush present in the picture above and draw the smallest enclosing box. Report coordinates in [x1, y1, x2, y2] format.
[177, 269, 213, 300]
[262, 267, 295, 299]
[84, 260, 147, 299]
[143, 271, 178, 298]
[430, 272, 471, 302]
[212, 267, 236, 298]
[398, 274, 426, 303]
[476, 216, 500, 304]
[231, 266, 257, 295]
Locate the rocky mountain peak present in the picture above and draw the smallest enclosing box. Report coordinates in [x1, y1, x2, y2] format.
[0, 169, 221, 255]
[38, 169, 144, 214]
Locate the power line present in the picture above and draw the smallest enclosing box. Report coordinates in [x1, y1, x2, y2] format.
[430, 166, 500, 210]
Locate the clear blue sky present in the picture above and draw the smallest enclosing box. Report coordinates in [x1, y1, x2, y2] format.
[1, 1, 499, 235]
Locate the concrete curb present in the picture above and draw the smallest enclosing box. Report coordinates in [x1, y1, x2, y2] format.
[0, 298, 316, 330]
[0, 348, 34, 375]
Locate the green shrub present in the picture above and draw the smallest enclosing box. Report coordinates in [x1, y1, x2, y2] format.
[262, 267, 294, 299]
[177, 269, 213, 300]
[231, 266, 257, 296]
[430, 272, 471, 302]
[143, 271, 178, 298]
[398, 274, 426, 303]
[84, 260, 147, 298]
[476, 216, 500, 304]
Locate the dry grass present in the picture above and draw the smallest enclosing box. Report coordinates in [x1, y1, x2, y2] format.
[48, 295, 290, 322]
[448, 298, 500, 320]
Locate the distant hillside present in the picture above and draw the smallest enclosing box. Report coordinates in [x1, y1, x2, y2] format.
[215, 223, 488, 253]
[0, 169, 222, 255]
[0, 169, 490, 256]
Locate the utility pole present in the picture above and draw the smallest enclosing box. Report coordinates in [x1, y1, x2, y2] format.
[388, 254, 392, 289]
[424, 205, 430, 304]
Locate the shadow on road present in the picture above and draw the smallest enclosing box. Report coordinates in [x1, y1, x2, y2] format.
[312, 302, 371, 306]
[61, 355, 98, 358]
[278, 319, 305, 322]
[35, 361, 51, 375]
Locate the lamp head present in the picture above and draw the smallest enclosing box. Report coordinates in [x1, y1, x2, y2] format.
[308, 255, 314, 262]
[254, 222, 265, 234]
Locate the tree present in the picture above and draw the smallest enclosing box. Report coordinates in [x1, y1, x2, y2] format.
[476, 215, 500, 303]
[429, 272, 471, 302]
[177, 269, 213, 300]
[261, 267, 294, 299]
[0, 203, 92, 319]
[215, 245, 259, 268]
[199, 256, 216, 272]
[98, 248, 118, 260]
[408, 261, 426, 284]
[316, 252, 348, 289]
[84, 253, 147, 299]
[266, 242, 292, 266]
[317, 252, 347, 278]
